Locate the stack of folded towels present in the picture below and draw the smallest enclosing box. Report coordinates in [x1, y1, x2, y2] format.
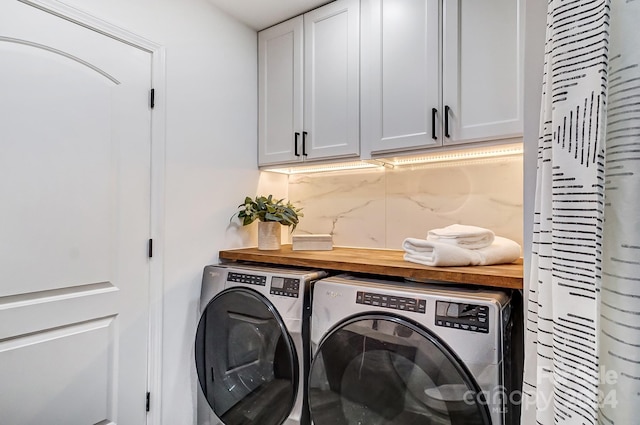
[402, 224, 521, 267]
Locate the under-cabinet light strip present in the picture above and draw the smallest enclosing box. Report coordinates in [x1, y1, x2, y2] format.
[389, 145, 524, 166]
[262, 144, 523, 175]
[265, 160, 383, 175]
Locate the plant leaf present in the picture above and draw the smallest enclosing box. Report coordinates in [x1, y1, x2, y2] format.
[265, 212, 283, 222]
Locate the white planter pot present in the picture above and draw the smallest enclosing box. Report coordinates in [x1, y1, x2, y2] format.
[258, 221, 282, 250]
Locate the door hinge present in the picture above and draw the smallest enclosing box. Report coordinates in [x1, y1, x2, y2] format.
[150, 88, 155, 109]
[148, 239, 153, 258]
[146, 392, 151, 412]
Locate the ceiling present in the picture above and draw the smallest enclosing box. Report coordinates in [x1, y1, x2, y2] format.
[207, 0, 332, 30]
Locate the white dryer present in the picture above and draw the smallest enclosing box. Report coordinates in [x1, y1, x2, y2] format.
[196, 264, 326, 425]
[308, 275, 515, 425]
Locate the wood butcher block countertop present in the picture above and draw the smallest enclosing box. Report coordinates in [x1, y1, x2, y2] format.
[218, 245, 523, 290]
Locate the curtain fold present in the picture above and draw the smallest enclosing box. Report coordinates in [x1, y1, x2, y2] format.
[525, 1, 640, 424]
[599, 2, 640, 424]
[523, 1, 609, 424]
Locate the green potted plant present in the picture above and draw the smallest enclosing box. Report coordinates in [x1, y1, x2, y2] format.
[232, 195, 303, 250]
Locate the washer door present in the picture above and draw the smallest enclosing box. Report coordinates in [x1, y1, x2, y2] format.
[195, 287, 298, 425]
[308, 314, 492, 425]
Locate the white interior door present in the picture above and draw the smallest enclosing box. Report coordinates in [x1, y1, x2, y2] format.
[0, 1, 152, 424]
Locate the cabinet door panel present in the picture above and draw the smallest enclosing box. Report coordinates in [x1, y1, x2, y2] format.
[443, 0, 523, 145]
[304, 0, 360, 160]
[258, 17, 304, 166]
[362, 0, 440, 154]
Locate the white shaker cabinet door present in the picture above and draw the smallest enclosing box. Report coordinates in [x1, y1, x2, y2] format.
[442, 0, 524, 145]
[303, 0, 360, 160]
[362, 0, 441, 154]
[258, 16, 304, 166]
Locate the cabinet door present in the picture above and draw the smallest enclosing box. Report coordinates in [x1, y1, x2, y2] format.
[258, 17, 304, 166]
[362, 0, 441, 154]
[303, 0, 360, 160]
[442, 0, 523, 145]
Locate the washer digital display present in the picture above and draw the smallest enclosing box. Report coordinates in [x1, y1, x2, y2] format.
[271, 277, 285, 289]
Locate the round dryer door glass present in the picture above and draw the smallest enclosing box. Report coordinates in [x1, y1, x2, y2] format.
[195, 287, 298, 425]
[309, 315, 492, 425]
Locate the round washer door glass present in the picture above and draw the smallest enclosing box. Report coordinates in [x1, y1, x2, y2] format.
[195, 287, 298, 425]
[309, 315, 491, 425]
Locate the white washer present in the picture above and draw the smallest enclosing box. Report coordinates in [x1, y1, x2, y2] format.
[196, 264, 326, 425]
[308, 275, 514, 425]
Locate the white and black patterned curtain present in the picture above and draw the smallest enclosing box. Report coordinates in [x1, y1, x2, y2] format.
[523, 1, 640, 424]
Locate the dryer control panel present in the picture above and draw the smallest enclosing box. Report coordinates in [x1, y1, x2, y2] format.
[356, 291, 427, 314]
[227, 272, 266, 286]
[435, 301, 489, 333]
[270, 277, 300, 298]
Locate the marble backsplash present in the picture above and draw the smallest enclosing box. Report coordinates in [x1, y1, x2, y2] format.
[287, 155, 523, 250]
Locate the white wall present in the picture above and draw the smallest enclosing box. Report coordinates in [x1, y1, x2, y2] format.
[44, 0, 269, 423]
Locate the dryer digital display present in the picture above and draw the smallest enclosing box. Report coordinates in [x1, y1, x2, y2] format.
[270, 277, 300, 298]
[435, 301, 489, 333]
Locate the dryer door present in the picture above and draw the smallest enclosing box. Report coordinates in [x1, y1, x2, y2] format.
[195, 287, 298, 425]
[309, 314, 492, 425]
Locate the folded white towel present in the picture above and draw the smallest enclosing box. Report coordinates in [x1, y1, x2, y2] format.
[427, 224, 495, 249]
[402, 236, 521, 267]
[403, 239, 476, 267]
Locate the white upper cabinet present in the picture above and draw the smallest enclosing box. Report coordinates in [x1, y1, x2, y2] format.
[361, 0, 441, 154]
[362, 0, 523, 155]
[304, 0, 360, 161]
[258, 0, 360, 166]
[442, 0, 523, 145]
[258, 17, 304, 165]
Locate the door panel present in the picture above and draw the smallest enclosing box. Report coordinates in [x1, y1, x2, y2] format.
[1, 41, 116, 295]
[0, 1, 151, 424]
[0, 316, 116, 425]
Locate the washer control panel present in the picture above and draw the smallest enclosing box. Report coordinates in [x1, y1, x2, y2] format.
[227, 272, 266, 286]
[270, 277, 300, 298]
[435, 301, 489, 333]
[356, 291, 427, 314]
